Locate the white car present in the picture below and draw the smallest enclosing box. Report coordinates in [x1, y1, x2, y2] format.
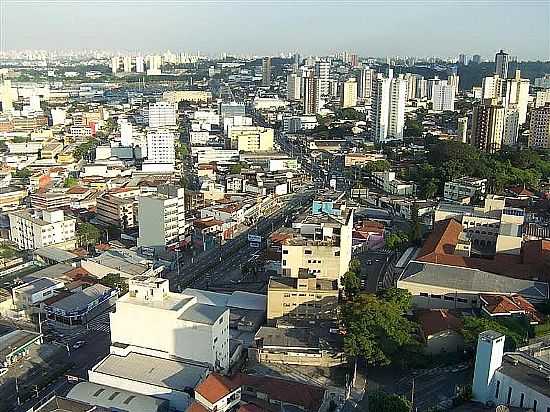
[72, 340, 86, 350]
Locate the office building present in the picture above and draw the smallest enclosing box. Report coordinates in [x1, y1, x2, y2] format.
[481, 74, 503, 100]
[262, 57, 271, 87]
[472, 330, 550, 410]
[443, 177, 487, 203]
[314, 60, 330, 96]
[458, 54, 468, 65]
[219, 102, 246, 120]
[502, 108, 520, 146]
[502, 70, 530, 125]
[495, 49, 510, 78]
[341, 78, 357, 108]
[146, 129, 175, 167]
[535, 90, 550, 108]
[447, 74, 460, 94]
[148, 102, 176, 128]
[135, 55, 144, 73]
[458, 117, 468, 143]
[432, 80, 455, 112]
[357, 66, 374, 99]
[138, 185, 185, 250]
[227, 126, 274, 152]
[472, 54, 482, 64]
[471, 99, 505, 153]
[302, 71, 320, 115]
[96, 193, 136, 229]
[110, 276, 229, 370]
[416, 76, 428, 99]
[9, 209, 76, 250]
[529, 104, 550, 149]
[287, 72, 301, 101]
[371, 72, 407, 143]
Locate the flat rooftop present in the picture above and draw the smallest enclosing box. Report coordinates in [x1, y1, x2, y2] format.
[499, 353, 550, 398]
[92, 352, 207, 390]
[178, 303, 227, 325]
[0, 329, 42, 363]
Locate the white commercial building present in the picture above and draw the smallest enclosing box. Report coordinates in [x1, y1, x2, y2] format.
[227, 126, 274, 152]
[371, 71, 407, 143]
[432, 80, 455, 112]
[315, 60, 330, 96]
[287, 72, 301, 101]
[502, 70, 530, 125]
[145, 128, 175, 170]
[109, 276, 230, 370]
[357, 66, 375, 99]
[138, 185, 185, 250]
[194, 147, 240, 165]
[9, 209, 76, 250]
[148, 102, 176, 128]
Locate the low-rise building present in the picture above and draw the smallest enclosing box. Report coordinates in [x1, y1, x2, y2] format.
[444, 177, 487, 203]
[227, 126, 274, 152]
[8, 209, 76, 250]
[0, 329, 42, 367]
[372, 170, 416, 196]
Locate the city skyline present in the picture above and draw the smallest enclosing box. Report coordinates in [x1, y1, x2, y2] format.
[1, 0, 549, 60]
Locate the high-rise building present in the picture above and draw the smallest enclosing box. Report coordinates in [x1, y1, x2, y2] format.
[403, 74, 417, 101]
[0, 79, 14, 114]
[286, 72, 301, 101]
[341, 78, 358, 108]
[262, 57, 272, 87]
[148, 102, 177, 128]
[350, 53, 359, 68]
[529, 104, 550, 149]
[458, 54, 468, 65]
[447, 74, 460, 94]
[123, 56, 132, 73]
[302, 71, 320, 115]
[357, 66, 375, 99]
[481, 74, 503, 100]
[135, 55, 144, 73]
[472, 54, 482, 64]
[471, 99, 505, 153]
[146, 129, 176, 165]
[371, 73, 406, 143]
[432, 81, 456, 112]
[314, 60, 330, 96]
[427, 77, 440, 100]
[495, 49, 509, 79]
[415, 76, 428, 99]
[502, 109, 520, 146]
[138, 185, 186, 250]
[502, 70, 530, 125]
[227, 126, 274, 152]
[458, 117, 468, 143]
[111, 56, 120, 74]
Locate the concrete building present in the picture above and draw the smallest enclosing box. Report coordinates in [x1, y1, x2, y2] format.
[471, 99, 505, 153]
[472, 330, 550, 410]
[227, 126, 274, 152]
[314, 60, 330, 96]
[280, 206, 353, 283]
[443, 177, 487, 203]
[286, 72, 301, 101]
[261, 57, 271, 87]
[138, 185, 185, 250]
[481, 74, 503, 100]
[371, 170, 416, 196]
[371, 72, 407, 143]
[357, 66, 374, 99]
[495, 49, 510, 79]
[110, 276, 230, 370]
[432, 80, 455, 112]
[148, 102, 176, 128]
[529, 103, 550, 149]
[267, 275, 339, 324]
[458, 116, 468, 143]
[502, 108, 520, 146]
[302, 70, 320, 115]
[502, 70, 530, 125]
[282, 115, 318, 133]
[341, 78, 358, 108]
[145, 129, 175, 168]
[96, 193, 136, 229]
[9, 209, 76, 250]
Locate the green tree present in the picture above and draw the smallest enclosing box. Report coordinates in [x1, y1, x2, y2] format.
[349, 258, 361, 274]
[461, 316, 527, 351]
[385, 231, 409, 251]
[404, 117, 423, 137]
[176, 144, 189, 160]
[99, 273, 129, 295]
[342, 271, 361, 299]
[341, 293, 419, 366]
[378, 288, 412, 314]
[13, 168, 33, 179]
[63, 176, 79, 188]
[77, 222, 102, 246]
[368, 391, 411, 412]
[229, 163, 242, 174]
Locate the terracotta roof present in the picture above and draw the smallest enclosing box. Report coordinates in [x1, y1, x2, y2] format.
[63, 267, 92, 280]
[195, 373, 239, 404]
[194, 218, 224, 229]
[417, 218, 464, 261]
[508, 186, 535, 197]
[417, 309, 463, 337]
[66, 186, 88, 195]
[95, 243, 111, 252]
[186, 401, 209, 412]
[480, 293, 542, 323]
[237, 404, 265, 412]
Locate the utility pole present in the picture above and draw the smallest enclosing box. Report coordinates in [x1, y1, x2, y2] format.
[410, 377, 415, 412]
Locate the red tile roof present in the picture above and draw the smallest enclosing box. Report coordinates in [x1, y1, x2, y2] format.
[508, 186, 535, 197]
[186, 401, 209, 412]
[195, 373, 240, 404]
[417, 309, 463, 337]
[237, 404, 265, 412]
[480, 294, 542, 323]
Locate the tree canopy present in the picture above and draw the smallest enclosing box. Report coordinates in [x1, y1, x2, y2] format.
[385, 231, 409, 251]
[368, 391, 411, 412]
[77, 222, 102, 246]
[63, 176, 79, 188]
[99, 273, 129, 295]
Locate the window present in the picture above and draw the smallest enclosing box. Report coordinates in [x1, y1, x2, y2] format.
[444, 296, 454, 301]
[520, 393, 525, 408]
[431, 294, 442, 299]
[304, 250, 312, 255]
[506, 387, 512, 404]
[533, 400, 537, 412]
[457, 298, 468, 303]
[334, 251, 340, 256]
[219, 318, 223, 324]
[282, 260, 287, 266]
[495, 380, 500, 399]
[283, 250, 288, 255]
[420, 292, 429, 297]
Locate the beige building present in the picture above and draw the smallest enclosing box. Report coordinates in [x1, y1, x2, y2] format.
[162, 90, 212, 104]
[227, 126, 274, 152]
[529, 104, 550, 149]
[341, 78, 358, 108]
[267, 275, 339, 324]
[281, 208, 353, 282]
[471, 99, 505, 153]
[96, 193, 136, 229]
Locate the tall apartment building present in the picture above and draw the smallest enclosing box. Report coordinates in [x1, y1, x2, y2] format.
[280, 206, 353, 283]
[138, 185, 185, 250]
[146, 129, 175, 166]
[357, 66, 374, 99]
[286, 72, 301, 101]
[495, 49, 510, 79]
[481, 74, 503, 100]
[432, 80, 456, 112]
[110, 276, 230, 370]
[502, 109, 520, 146]
[471, 99, 505, 153]
[341, 78, 358, 108]
[458, 117, 468, 143]
[371, 72, 407, 143]
[96, 193, 136, 229]
[227, 126, 274, 152]
[447, 74, 460, 94]
[314, 60, 330, 96]
[148, 102, 177, 128]
[472, 54, 482, 64]
[302, 71, 320, 115]
[529, 104, 550, 149]
[262, 57, 271, 87]
[9, 209, 76, 250]
[415, 76, 428, 99]
[502, 70, 530, 125]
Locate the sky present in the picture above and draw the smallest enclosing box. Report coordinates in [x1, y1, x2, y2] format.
[2, 0, 549, 60]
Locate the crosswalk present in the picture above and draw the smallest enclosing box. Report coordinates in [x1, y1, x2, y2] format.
[86, 312, 111, 333]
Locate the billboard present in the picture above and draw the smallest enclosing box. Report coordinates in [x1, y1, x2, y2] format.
[248, 234, 262, 243]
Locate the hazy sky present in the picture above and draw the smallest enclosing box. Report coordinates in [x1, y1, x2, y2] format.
[2, 0, 549, 60]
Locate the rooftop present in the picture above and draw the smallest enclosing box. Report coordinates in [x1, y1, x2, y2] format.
[499, 352, 550, 398]
[178, 303, 227, 325]
[194, 372, 240, 404]
[254, 326, 319, 349]
[92, 352, 207, 390]
[0, 329, 42, 363]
